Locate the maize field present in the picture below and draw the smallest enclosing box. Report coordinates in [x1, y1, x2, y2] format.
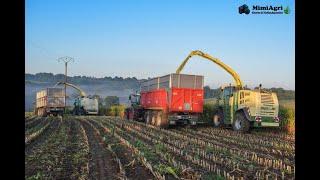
[25, 115, 295, 180]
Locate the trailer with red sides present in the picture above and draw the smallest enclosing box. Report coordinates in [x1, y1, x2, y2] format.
[125, 73, 204, 127]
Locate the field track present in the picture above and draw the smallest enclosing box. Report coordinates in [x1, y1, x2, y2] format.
[86, 118, 154, 180]
[80, 119, 121, 179]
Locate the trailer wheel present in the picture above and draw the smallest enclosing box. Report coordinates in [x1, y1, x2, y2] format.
[154, 111, 161, 127]
[213, 109, 224, 127]
[232, 112, 250, 132]
[145, 111, 151, 124]
[42, 109, 47, 117]
[151, 111, 156, 126]
[38, 108, 42, 116]
[160, 111, 169, 128]
[154, 111, 168, 128]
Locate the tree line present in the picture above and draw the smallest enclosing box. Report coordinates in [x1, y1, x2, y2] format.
[204, 86, 295, 100]
[26, 73, 143, 84]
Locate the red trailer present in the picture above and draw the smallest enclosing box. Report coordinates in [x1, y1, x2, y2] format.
[125, 73, 204, 127]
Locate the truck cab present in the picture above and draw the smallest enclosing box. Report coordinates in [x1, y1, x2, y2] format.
[217, 85, 236, 125]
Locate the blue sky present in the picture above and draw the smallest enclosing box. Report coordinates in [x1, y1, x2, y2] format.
[26, 0, 295, 89]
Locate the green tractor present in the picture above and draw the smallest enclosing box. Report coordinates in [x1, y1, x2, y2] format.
[124, 92, 145, 121]
[176, 50, 279, 132]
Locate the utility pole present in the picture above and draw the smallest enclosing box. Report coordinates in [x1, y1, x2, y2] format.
[58, 56, 74, 113]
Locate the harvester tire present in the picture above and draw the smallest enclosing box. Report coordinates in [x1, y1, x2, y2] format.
[213, 109, 224, 127]
[233, 112, 250, 132]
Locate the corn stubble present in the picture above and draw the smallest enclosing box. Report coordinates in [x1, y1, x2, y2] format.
[25, 115, 295, 180]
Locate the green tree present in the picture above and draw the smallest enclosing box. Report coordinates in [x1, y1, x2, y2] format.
[204, 86, 221, 99]
[104, 96, 120, 108]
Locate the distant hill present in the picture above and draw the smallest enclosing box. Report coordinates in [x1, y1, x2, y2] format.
[25, 73, 294, 111]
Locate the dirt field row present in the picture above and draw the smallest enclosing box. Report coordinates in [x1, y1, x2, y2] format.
[25, 116, 295, 180]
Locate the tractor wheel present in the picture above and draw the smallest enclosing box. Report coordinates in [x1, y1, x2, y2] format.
[213, 109, 224, 127]
[232, 112, 250, 132]
[126, 109, 130, 120]
[143, 111, 147, 123]
[125, 109, 130, 120]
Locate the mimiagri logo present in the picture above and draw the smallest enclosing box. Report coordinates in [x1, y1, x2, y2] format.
[239, 4, 290, 15]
